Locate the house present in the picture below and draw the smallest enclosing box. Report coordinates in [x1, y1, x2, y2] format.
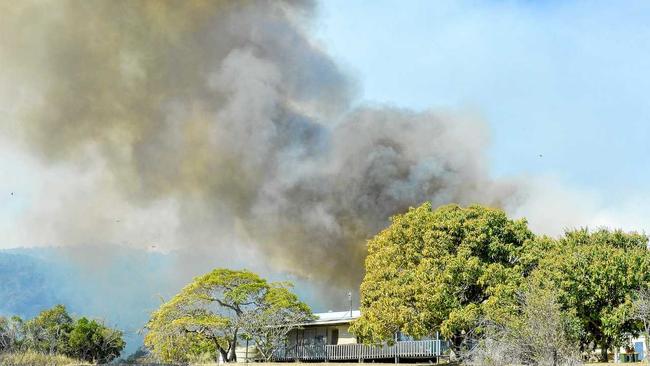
[273, 310, 448, 362]
[615, 335, 647, 362]
[287, 310, 361, 347]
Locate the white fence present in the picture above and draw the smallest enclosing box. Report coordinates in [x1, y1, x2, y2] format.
[273, 339, 446, 361]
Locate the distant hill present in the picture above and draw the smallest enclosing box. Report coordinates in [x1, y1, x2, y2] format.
[0, 245, 336, 356]
[0, 250, 62, 317]
[0, 246, 180, 355]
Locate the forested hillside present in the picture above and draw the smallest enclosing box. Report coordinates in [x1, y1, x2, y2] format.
[0, 251, 61, 317]
[0, 247, 178, 354]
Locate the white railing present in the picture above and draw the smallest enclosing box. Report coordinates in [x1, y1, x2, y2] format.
[273, 339, 446, 361]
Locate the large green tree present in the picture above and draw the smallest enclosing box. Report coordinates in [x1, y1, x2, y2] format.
[144, 268, 311, 363]
[351, 202, 533, 351]
[534, 228, 650, 362]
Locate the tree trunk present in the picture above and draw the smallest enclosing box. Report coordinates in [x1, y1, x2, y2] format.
[218, 348, 229, 363]
[229, 328, 239, 362]
[449, 334, 464, 360]
[215, 340, 229, 363]
[600, 342, 609, 363]
[228, 340, 237, 362]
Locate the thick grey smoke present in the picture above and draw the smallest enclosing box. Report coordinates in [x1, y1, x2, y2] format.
[0, 0, 521, 289]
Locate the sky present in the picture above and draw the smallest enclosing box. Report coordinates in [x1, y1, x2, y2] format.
[314, 0, 650, 203]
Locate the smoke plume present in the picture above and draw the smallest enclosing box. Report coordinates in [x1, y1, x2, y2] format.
[0, 0, 522, 290]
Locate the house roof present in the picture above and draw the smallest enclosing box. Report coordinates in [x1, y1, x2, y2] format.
[301, 310, 361, 326]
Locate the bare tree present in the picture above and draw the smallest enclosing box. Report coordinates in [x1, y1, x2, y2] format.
[631, 287, 650, 364]
[238, 309, 311, 361]
[96, 323, 126, 363]
[466, 323, 523, 366]
[0, 316, 24, 352]
[470, 285, 581, 366]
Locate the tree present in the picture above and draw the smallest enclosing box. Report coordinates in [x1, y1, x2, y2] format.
[23, 304, 73, 355]
[350, 203, 534, 353]
[0, 305, 124, 363]
[0, 316, 25, 353]
[630, 287, 650, 364]
[470, 280, 581, 366]
[144, 268, 311, 363]
[67, 317, 125, 363]
[535, 228, 650, 362]
[238, 284, 313, 361]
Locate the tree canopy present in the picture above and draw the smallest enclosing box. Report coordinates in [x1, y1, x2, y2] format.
[23, 304, 72, 355]
[67, 317, 125, 363]
[352, 202, 650, 363]
[144, 268, 311, 363]
[533, 228, 650, 361]
[350, 203, 534, 348]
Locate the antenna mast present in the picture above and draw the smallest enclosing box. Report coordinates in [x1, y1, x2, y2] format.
[347, 290, 353, 316]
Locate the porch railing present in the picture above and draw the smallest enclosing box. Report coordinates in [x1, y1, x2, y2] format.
[273, 339, 447, 361]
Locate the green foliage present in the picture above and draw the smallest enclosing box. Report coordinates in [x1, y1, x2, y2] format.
[352, 202, 650, 362]
[23, 304, 73, 355]
[351, 202, 534, 348]
[66, 317, 125, 363]
[145, 268, 311, 363]
[533, 228, 650, 361]
[0, 305, 124, 364]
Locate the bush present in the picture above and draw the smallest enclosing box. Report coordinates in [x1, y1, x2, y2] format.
[66, 317, 125, 363]
[1, 305, 125, 364]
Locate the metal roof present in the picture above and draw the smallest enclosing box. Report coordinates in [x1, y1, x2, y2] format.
[300, 310, 361, 326]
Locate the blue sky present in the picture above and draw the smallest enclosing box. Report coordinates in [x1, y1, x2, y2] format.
[315, 0, 650, 202]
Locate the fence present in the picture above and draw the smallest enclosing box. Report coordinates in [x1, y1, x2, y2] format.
[273, 339, 446, 361]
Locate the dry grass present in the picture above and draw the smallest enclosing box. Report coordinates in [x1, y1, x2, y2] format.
[190, 363, 628, 366]
[0, 351, 90, 366]
[189, 364, 432, 366]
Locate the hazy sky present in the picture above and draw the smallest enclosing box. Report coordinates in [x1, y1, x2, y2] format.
[315, 0, 650, 201]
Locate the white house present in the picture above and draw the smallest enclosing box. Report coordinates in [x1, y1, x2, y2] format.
[273, 309, 447, 362]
